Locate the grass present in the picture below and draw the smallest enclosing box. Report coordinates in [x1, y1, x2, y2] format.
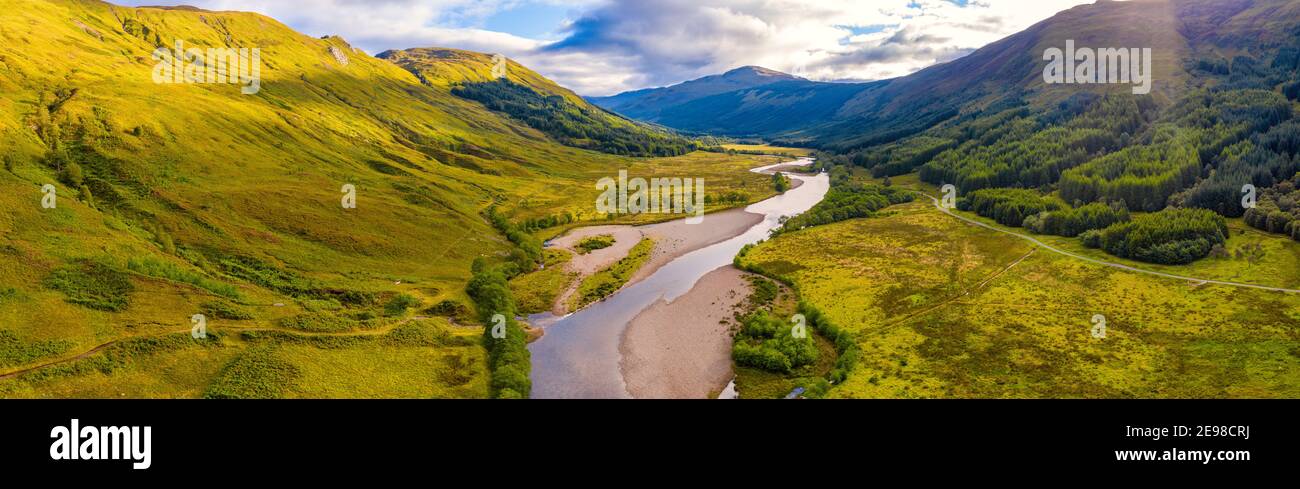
[203, 344, 303, 399]
[739, 201, 1300, 398]
[276, 342, 487, 398]
[126, 257, 242, 300]
[509, 249, 575, 314]
[44, 260, 135, 312]
[569, 238, 655, 310]
[720, 144, 814, 157]
[0, 0, 788, 397]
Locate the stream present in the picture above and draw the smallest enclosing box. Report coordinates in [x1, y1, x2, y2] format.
[527, 158, 830, 399]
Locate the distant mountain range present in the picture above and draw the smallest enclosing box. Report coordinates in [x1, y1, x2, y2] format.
[588, 66, 806, 120]
[589, 66, 876, 138]
[590, 0, 1300, 151]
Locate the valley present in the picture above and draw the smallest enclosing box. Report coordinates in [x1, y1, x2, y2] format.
[1, 0, 1298, 400]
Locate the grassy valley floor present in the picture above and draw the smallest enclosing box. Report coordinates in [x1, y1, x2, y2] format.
[738, 200, 1300, 398]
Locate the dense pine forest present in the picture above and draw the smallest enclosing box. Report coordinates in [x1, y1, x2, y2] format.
[452, 79, 698, 157]
[813, 24, 1300, 266]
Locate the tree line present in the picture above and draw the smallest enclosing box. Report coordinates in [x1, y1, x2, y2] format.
[1082, 208, 1229, 265]
[452, 79, 697, 157]
[776, 183, 913, 234]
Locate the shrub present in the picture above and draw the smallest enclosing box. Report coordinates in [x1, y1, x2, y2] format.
[575, 235, 616, 255]
[127, 257, 242, 299]
[200, 300, 253, 320]
[384, 293, 420, 317]
[466, 264, 531, 398]
[60, 162, 84, 187]
[731, 311, 818, 373]
[425, 299, 470, 319]
[45, 260, 134, 312]
[1080, 229, 1103, 248]
[204, 345, 302, 399]
[773, 172, 792, 193]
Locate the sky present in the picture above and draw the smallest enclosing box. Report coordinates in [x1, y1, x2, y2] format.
[113, 0, 1097, 96]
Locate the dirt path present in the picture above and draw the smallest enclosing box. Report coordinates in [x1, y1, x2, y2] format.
[881, 248, 1036, 330]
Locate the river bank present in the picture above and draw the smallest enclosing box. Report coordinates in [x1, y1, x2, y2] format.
[619, 265, 753, 399]
[528, 158, 828, 398]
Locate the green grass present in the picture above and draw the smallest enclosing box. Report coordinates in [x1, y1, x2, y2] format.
[569, 238, 654, 310]
[509, 249, 575, 314]
[126, 257, 242, 300]
[720, 144, 814, 157]
[44, 260, 134, 312]
[0, 0, 789, 397]
[203, 344, 302, 399]
[739, 201, 1300, 398]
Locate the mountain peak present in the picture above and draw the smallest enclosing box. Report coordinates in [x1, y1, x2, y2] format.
[723, 66, 796, 78]
[589, 65, 807, 119]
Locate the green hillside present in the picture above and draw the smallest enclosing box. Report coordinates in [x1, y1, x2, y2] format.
[0, 0, 773, 398]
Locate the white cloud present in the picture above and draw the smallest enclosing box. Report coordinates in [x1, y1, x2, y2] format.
[113, 0, 1096, 96]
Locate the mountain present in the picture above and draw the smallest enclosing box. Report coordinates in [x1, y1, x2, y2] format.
[828, 0, 1300, 245]
[380, 48, 697, 157]
[0, 0, 690, 398]
[596, 0, 1300, 154]
[588, 66, 806, 121]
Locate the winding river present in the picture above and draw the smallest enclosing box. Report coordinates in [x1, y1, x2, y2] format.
[527, 158, 830, 399]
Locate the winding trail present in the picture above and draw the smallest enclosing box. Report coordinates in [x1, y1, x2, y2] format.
[920, 193, 1300, 295]
[883, 248, 1037, 329]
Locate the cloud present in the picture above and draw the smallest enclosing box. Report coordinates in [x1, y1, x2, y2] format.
[112, 0, 1095, 96]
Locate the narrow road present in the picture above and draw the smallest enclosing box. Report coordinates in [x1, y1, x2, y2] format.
[920, 194, 1300, 295]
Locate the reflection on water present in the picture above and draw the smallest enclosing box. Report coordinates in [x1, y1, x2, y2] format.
[528, 159, 829, 399]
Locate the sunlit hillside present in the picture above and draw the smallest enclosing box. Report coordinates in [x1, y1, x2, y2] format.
[0, 0, 772, 398]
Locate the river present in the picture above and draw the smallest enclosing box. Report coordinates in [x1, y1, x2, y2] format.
[527, 158, 830, 399]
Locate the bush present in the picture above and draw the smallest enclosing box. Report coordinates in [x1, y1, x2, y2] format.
[204, 345, 302, 399]
[575, 235, 615, 255]
[425, 299, 470, 319]
[731, 311, 818, 373]
[466, 264, 531, 398]
[1080, 229, 1103, 248]
[384, 293, 420, 317]
[773, 172, 792, 193]
[45, 260, 134, 312]
[200, 300, 253, 320]
[798, 302, 860, 384]
[127, 256, 242, 299]
[60, 162, 84, 187]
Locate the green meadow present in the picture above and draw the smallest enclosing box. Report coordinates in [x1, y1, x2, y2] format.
[0, 0, 782, 398]
[739, 200, 1300, 398]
